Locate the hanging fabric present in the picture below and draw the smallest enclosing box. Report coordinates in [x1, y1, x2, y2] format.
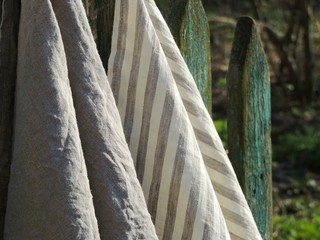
[108, 0, 262, 239]
[4, 0, 157, 239]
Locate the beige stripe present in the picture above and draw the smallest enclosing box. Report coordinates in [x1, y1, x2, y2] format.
[230, 232, 246, 240]
[172, 146, 193, 239]
[193, 128, 220, 149]
[191, 170, 206, 240]
[215, 193, 252, 219]
[136, 33, 159, 183]
[187, 113, 224, 148]
[107, 0, 120, 85]
[149, 14, 166, 34]
[161, 42, 184, 65]
[155, 99, 181, 238]
[202, 153, 233, 178]
[141, 55, 167, 203]
[123, 1, 146, 142]
[117, 0, 139, 125]
[148, 91, 175, 222]
[211, 181, 243, 206]
[221, 206, 250, 229]
[111, 0, 128, 103]
[198, 139, 231, 165]
[226, 220, 254, 239]
[181, 98, 208, 120]
[129, 24, 154, 166]
[172, 71, 197, 93]
[162, 135, 185, 240]
[181, 152, 201, 239]
[202, 178, 215, 240]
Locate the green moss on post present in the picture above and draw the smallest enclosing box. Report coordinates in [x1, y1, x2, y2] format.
[227, 16, 272, 240]
[156, 0, 212, 115]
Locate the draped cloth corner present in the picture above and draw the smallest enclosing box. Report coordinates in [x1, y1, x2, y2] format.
[3, 0, 157, 239]
[0, 0, 262, 239]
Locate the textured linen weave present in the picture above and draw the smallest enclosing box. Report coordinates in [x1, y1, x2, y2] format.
[4, 0, 158, 239]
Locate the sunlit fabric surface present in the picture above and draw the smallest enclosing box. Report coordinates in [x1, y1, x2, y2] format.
[0, 0, 262, 239]
[108, 0, 262, 239]
[3, 0, 157, 239]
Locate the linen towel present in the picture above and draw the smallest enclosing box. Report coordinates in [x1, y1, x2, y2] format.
[108, 0, 262, 239]
[4, 0, 157, 239]
[144, 1, 263, 239]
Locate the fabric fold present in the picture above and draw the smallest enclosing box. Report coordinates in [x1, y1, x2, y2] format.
[4, 0, 100, 239]
[50, 0, 158, 239]
[108, 0, 231, 239]
[5, 0, 158, 239]
[144, 1, 262, 239]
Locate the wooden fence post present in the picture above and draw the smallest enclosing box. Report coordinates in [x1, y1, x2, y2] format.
[226, 16, 272, 240]
[156, 0, 212, 114]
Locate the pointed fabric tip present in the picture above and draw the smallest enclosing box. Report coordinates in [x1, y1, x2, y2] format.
[5, 0, 158, 239]
[5, 0, 100, 238]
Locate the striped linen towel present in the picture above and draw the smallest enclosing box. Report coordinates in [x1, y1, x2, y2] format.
[108, 0, 262, 239]
[4, 0, 157, 239]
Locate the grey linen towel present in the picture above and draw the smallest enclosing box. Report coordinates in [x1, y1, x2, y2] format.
[4, 0, 158, 239]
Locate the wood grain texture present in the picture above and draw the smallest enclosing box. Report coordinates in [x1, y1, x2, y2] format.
[0, 0, 20, 236]
[226, 16, 272, 240]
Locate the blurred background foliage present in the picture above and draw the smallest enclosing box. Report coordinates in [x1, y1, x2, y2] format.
[154, 0, 320, 239]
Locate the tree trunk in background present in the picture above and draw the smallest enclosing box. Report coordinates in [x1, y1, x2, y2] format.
[301, 0, 314, 102]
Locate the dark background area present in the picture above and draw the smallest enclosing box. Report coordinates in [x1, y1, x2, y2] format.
[156, 0, 320, 239]
[203, 1, 320, 239]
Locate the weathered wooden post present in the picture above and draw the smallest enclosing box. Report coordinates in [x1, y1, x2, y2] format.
[155, 0, 212, 114]
[0, 0, 20, 236]
[226, 16, 272, 240]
